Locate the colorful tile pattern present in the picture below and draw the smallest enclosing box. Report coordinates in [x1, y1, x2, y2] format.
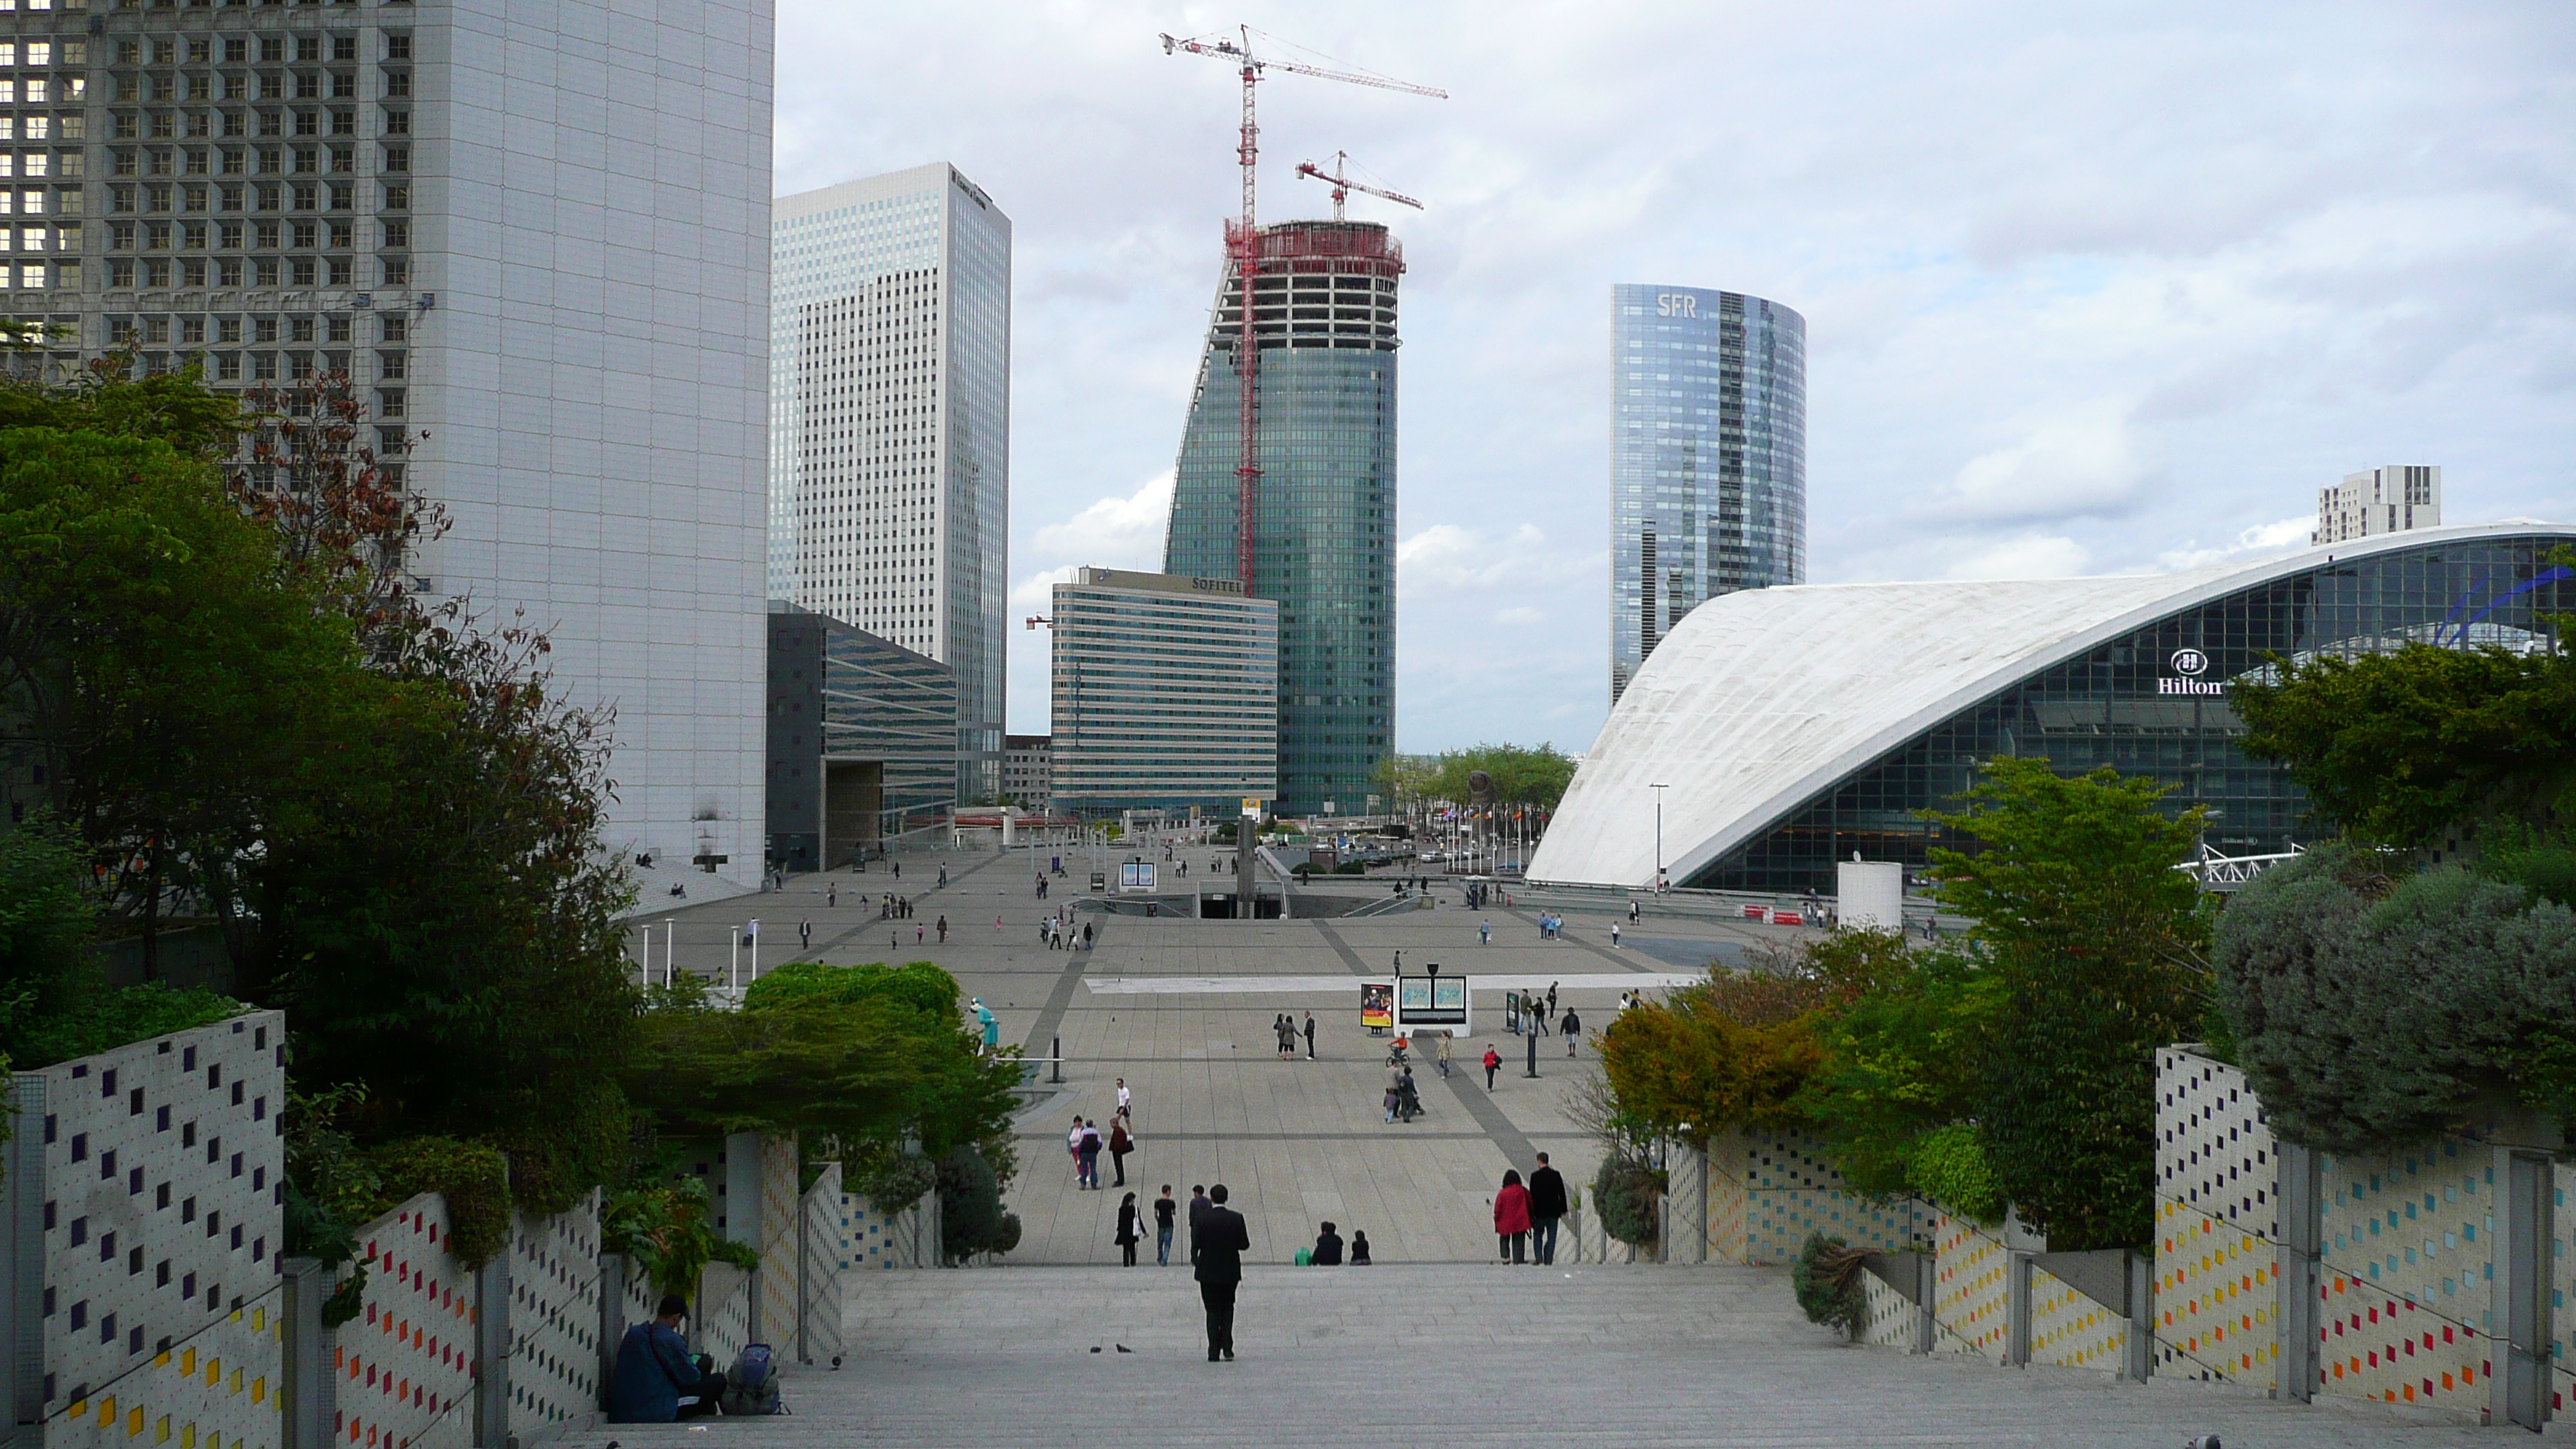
[2314, 1141, 2489, 1417]
[2027, 1262, 2128, 1372]
[2153, 1049, 2280, 1386]
[339, 1195, 477, 1449]
[1932, 1215, 2009, 1362]
[506, 1194, 604, 1436]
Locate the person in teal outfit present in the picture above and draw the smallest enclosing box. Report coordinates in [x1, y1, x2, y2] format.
[972, 996, 999, 1054]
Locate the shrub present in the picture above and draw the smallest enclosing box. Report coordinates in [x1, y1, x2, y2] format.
[1906, 1123, 2005, 1223]
[368, 1135, 513, 1266]
[1592, 1156, 1661, 1247]
[602, 1177, 756, 1301]
[2215, 841, 2576, 1151]
[1792, 1232, 1871, 1338]
[848, 1149, 937, 1217]
[937, 1143, 1011, 1263]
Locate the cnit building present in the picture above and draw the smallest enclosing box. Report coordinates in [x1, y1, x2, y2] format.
[1534, 521, 2576, 893]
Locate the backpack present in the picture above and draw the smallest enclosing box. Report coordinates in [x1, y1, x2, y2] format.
[721, 1344, 781, 1416]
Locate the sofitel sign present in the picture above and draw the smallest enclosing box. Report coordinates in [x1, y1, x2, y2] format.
[2160, 647, 2226, 695]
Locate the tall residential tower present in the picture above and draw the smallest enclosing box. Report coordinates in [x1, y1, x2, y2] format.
[1609, 285, 1805, 703]
[12, 0, 777, 886]
[1163, 219, 1397, 817]
[772, 163, 1010, 801]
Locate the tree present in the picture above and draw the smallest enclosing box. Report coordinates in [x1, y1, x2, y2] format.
[1923, 757, 2208, 1249]
[2233, 635, 2576, 851]
[1425, 742, 1578, 810]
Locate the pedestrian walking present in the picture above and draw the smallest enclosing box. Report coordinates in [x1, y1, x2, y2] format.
[915, 921, 923, 944]
[1478, 919, 1490, 944]
[1562, 1008, 1581, 1057]
[1493, 1169, 1533, 1264]
[1194, 1184, 1251, 1361]
[1527, 1153, 1568, 1266]
[1115, 1192, 1141, 1267]
[1108, 1114, 1132, 1187]
[1483, 1044, 1502, 1090]
[973, 997, 999, 1056]
[1188, 1184, 1212, 1267]
[1629, 899, 1641, 923]
[1116, 1077, 1132, 1115]
[1397, 1066, 1421, 1123]
[800, 919, 811, 951]
[1077, 1119, 1103, 1190]
[1437, 1031, 1453, 1078]
[1547, 981, 1560, 1019]
[1382, 1059, 1403, 1124]
[939, 864, 948, 886]
[1302, 1010, 1317, 1059]
[1155, 1186, 1177, 1266]
[1067, 1116, 1085, 1185]
[937, 915, 947, 943]
[827, 883, 838, 909]
[1609, 920, 1622, 949]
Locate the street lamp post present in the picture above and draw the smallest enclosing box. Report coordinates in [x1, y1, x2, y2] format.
[1649, 783, 1670, 893]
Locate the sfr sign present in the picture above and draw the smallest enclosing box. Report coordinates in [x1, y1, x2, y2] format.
[1656, 293, 1699, 317]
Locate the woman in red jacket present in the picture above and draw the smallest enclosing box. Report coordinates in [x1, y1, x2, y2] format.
[1492, 1168, 1533, 1264]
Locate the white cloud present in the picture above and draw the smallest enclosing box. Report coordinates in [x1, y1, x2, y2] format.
[1029, 470, 1173, 567]
[1494, 605, 1543, 625]
[1937, 404, 2162, 524]
[1943, 533, 2093, 581]
[2155, 515, 2314, 571]
[1399, 523, 1602, 598]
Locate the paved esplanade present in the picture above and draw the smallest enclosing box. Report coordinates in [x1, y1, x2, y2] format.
[568, 1266, 2479, 1447]
[632, 837, 1773, 1262]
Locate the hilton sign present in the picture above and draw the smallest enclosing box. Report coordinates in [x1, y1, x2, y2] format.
[2159, 647, 2227, 694]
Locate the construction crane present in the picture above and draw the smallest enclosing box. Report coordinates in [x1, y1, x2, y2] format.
[1160, 26, 1444, 591]
[1294, 152, 1423, 222]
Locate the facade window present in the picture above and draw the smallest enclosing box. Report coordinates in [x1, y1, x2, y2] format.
[379, 218, 406, 248]
[180, 317, 204, 345]
[325, 257, 350, 286]
[385, 35, 413, 61]
[214, 354, 239, 381]
[108, 259, 135, 288]
[143, 259, 170, 288]
[180, 259, 205, 287]
[328, 181, 352, 210]
[330, 109, 352, 135]
[382, 70, 409, 98]
[222, 113, 245, 139]
[331, 74, 355, 100]
[260, 38, 286, 66]
[289, 258, 316, 286]
[257, 111, 280, 138]
[108, 221, 134, 250]
[218, 221, 242, 248]
[298, 36, 324, 65]
[252, 353, 276, 381]
[327, 146, 351, 173]
[380, 108, 409, 135]
[257, 147, 280, 174]
[326, 220, 351, 248]
[375, 351, 403, 380]
[379, 256, 407, 286]
[254, 317, 278, 344]
[295, 74, 320, 102]
[216, 317, 240, 344]
[379, 314, 405, 343]
[376, 389, 404, 418]
[289, 220, 314, 248]
[151, 114, 176, 140]
[114, 114, 139, 140]
[253, 220, 277, 248]
[334, 36, 359, 63]
[380, 182, 406, 209]
[291, 180, 315, 210]
[180, 220, 204, 248]
[326, 315, 351, 343]
[380, 145, 407, 172]
[293, 147, 316, 173]
[293, 111, 317, 138]
[252, 257, 276, 286]
[259, 74, 283, 101]
[216, 258, 241, 287]
[224, 75, 246, 101]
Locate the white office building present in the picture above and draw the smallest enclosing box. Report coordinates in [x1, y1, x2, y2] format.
[2314, 464, 2441, 545]
[11, 0, 776, 889]
[771, 163, 1009, 800]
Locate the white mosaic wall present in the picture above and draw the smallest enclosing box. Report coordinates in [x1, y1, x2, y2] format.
[505, 1195, 604, 1437]
[2557, 1161, 2576, 1420]
[697, 1262, 755, 1369]
[1706, 1127, 1930, 1267]
[2314, 1141, 2489, 1416]
[2153, 1048, 2280, 1386]
[1857, 1264, 1920, 1350]
[754, 1138, 800, 1345]
[27, 1011, 288, 1449]
[339, 1194, 478, 1449]
[796, 1166, 849, 1365]
[1930, 1214, 2009, 1361]
[2027, 1262, 2128, 1372]
[842, 1191, 938, 1270]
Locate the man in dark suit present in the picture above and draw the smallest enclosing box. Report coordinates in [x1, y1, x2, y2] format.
[1187, 1184, 1212, 1265]
[1194, 1183, 1252, 1361]
[1527, 1152, 1570, 1266]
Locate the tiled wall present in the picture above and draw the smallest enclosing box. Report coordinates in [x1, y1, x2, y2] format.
[2027, 1262, 2128, 1371]
[2314, 1141, 2490, 1413]
[841, 1191, 939, 1270]
[19, 1011, 289, 1449]
[338, 1195, 478, 1449]
[1931, 1214, 2009, 1361]
[2153, 1048, 2280, 1387]
[1706, 1126, 1930, 1266]
[796, 1166, 849, 1365]
[1857, 1265, 1919, 1349]
[506, 1196, 605, 1437]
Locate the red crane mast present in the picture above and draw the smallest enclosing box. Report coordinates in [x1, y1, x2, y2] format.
[1160, 28, 1444, 591]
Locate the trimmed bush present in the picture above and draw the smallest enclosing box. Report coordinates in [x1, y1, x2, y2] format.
[937, 1144, 1010, 1263]
[2215, 841, 2576, 1151]
[368, 1136, 513, 1266]
[1592, 1156, 1661, 1247]
[1906, 1123, 2005, 1224]
[1793, 1232, 1871, 1338]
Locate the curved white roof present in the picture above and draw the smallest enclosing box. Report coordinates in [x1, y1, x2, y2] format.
[1529, 522, 2576, 889]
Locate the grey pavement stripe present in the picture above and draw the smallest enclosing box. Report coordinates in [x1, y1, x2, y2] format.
[1497, 907, 1657, 971]
[1307, 918, 1376, 976]
[1020, 928, 1103, 1054]
[1430, 1054, 1539, 1170]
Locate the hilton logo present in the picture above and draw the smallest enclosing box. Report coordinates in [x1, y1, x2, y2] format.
[2160, 648, 2225, 694]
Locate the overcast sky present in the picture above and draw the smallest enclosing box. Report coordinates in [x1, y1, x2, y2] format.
[773, 1, 2576, 755]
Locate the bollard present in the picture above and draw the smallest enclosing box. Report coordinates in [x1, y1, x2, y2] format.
[1051, 1034, 1063, 1085]
[1524, 1025, 1540, 1078]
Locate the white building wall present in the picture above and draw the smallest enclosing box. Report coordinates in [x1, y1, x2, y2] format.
[419, 0, 772, 889]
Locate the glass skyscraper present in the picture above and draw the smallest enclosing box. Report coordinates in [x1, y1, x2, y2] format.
[1609, 285, 1806, 702]
[1164, 220, 1397, 818]
[1050, 568, 1277, 815]
[772, 164, 1010, 801]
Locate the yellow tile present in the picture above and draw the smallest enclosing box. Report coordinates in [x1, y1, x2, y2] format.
[182, 1350, 197, 1375]
[156, 1353, 172, 1369]
[183, 1424, 197, 1447]
[251, 1378, 264, 1406]
[68, 1401, 87, 1420]
[228, 1369, 242, 1396]
[100, 1397, 117, 1427]
[156, 1414, 171, 1444]
[128, 1406, 144, 1436]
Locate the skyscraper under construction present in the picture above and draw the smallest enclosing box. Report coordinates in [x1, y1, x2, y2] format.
[1163, 219, 1399, 819]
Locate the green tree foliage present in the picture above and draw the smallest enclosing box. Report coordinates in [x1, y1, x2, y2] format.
[1924, 757, 2208, 1250]
[0, 355, 245, 460]
[1591, 1156, 1662, 1247]
[935, 1143, 1015, 1265]
[2233, 636, 2576, 851]
[1791, 941, 2004, 1203]
[602, 1178, 757, 1301]
[1421, 742, 1577, 810]
[2213, 841, 2576, 1151]
[632, 961, 1021, 1175]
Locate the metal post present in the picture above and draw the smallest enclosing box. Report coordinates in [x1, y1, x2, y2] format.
[731, 927, 740, 991]
[279, 1257, 334, 1449]
[663, 920, 675, 986]
[2004, 1251, 2033, 1366]
[2492, 1146, 2554, 1430]
[2273, 1141, 2322, 1401]
[2123, 1249, 2155, 1382]
[471, 1251, 512, 1448]
[1524, 1023, 1539, 1078]
[1915, 1251, 1937, 1355]
[1050, 1035, 1062, 1085]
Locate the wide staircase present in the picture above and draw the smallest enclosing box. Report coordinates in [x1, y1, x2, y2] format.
[566, 1265, 2487, 1448]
